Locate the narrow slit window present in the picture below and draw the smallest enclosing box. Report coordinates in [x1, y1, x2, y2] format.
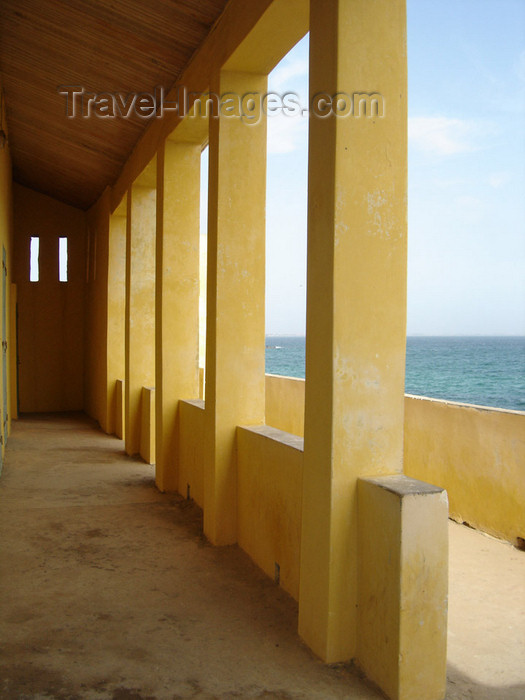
[199, 146, 209, 398]
[59, 237, 68, 282]
[30, 236, 39, 282]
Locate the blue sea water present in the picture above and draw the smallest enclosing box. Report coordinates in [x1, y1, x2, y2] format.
[265, 336, 525, 412]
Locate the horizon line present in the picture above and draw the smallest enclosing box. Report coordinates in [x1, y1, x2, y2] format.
[265, 333, 525, 338]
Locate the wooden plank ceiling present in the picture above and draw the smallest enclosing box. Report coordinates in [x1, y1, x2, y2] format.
[0, 0, 229, 210]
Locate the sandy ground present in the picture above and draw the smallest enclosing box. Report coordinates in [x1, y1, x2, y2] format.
[446, 518, 525, 699]
[0, 413, 524, 700]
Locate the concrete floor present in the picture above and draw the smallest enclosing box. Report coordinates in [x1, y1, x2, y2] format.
[0, 414, 523, 700]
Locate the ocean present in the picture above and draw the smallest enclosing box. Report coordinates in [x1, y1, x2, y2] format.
[265, 336, 525, 412]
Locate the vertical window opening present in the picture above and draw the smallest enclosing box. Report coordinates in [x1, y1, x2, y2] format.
[30, 236, 39, 282]
[265, 35, 309, 379]
[59, 237, 68, 282]
[199, 145, 209, 399]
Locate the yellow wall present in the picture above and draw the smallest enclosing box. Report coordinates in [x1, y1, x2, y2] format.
[85, 190, 110, 428]
[203, 69, 267, 546]
[106, 206, 126, 434]
[125, 180, 156, 457]
[178, 407, 305, 600]
[264, 374, 524, 545]
[13, 184, 86, 412]
[404, 395, 525, 545]
[140, 386, 155, 464]
[265, 374, 305, 436]
[9, 284, 17, 424]
[237, 425, 304, 600]
[85, 192, 126, 434]
[115, 379, 125, 440]
[179, 399, 205, 508]
[155, 142, 201, 492]
[0, 89, 14, 454]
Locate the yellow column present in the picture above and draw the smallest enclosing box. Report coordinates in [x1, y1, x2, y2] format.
[140, 386, 156, 464]
[125, 180, 156, 457]
[298, 0, 407, 662]
[107, 207, 126, 436]
[204, 70, 267, 545]
[115, 379, 125, 440]
[155, 140, 201, 492]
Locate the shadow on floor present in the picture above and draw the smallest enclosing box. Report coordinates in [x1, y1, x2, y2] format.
[447, 664, 525, 700]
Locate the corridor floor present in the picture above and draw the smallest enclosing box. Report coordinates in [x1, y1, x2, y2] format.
[0, 413, 524, 700]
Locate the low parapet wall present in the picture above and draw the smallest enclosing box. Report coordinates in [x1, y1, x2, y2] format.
[127, 377, 449, 698]
[126, 373, 524, 545]
[265, 373, 306, 436]
[179, 399, 205, 508]
[264, 374, 525, 546]
[404, 395, 525, 545]
[237, 425, 304, 600]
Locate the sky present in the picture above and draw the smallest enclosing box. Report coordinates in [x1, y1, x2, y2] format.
[203, 0, 525, 337]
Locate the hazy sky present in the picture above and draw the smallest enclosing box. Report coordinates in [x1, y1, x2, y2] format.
[204, 0, 525, 337]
